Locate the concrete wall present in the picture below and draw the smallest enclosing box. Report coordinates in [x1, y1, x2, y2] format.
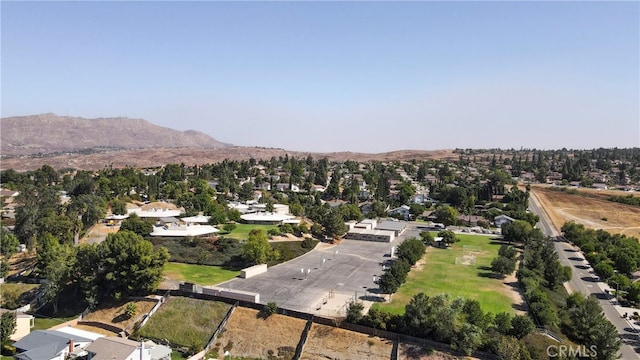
[202, 287, 260, 303]
[241, 264, 268, 279]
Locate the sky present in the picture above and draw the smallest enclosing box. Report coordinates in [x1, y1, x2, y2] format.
[2, 1, 639, 153]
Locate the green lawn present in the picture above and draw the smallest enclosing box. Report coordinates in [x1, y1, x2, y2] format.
[164, 262, 240, 286]
[32, 315, 77, 330]
[0, 283, 39, 309]
[223, 224, 277, 240]
[374, 233, 517, 315]
[137, 296, 231, 348]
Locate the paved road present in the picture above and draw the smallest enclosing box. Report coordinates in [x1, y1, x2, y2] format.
[529, 193, 640, 359]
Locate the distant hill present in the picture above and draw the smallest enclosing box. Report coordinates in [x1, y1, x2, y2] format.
[1, 113, 231, 156]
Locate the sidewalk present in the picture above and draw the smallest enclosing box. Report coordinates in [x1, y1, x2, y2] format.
[594, 275, 640, 336]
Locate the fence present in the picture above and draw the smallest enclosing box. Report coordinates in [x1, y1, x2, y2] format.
[187, 301, 238, 360]
[167, 290, 499, 359]
[124, 291, 170, 336]
[292, 318, 313, 360]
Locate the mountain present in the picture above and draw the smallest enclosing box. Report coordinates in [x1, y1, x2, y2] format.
[1, 113, 231, 156]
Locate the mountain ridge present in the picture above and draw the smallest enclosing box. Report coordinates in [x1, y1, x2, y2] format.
[1, 113, 231, 156]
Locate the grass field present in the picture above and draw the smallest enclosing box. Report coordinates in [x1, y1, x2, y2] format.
[223, 224, 277, 240]
[0, 283, 39, 309]
[164, 262, 240, 285]
[137, 296, 231, 348]
[32, 315, 77, 330]
[374, 233, 517, 315]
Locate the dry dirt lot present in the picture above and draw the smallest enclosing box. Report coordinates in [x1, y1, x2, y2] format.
[398, 343, 473, 360]
[302, 323, 394, 360]
[530, 186, 640, 237]
[81, 298, 158, 331]
[216, 307, 306, 360]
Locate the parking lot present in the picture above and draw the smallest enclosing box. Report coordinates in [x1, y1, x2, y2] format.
[214, 237, 412, 316]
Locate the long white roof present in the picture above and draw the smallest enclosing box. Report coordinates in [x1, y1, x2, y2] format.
[240, 212, 295, 222]
[181, 215, 211, 223]
[128, 208, 182, 218]
[150, 224, 219, 237]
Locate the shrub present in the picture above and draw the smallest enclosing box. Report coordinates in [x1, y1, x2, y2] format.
[301, 238, 315, 249]
[125, 303, 137, 318]
[259, 302, 278, 318]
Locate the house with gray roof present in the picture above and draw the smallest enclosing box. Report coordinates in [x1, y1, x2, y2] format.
[85, 336, 171, 360]
[13, 329, 94, 360]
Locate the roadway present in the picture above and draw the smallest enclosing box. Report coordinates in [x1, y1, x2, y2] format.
[528, 193, 640, 359]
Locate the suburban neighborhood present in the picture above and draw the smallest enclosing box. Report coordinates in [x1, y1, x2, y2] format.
[1, 148, 639, 359]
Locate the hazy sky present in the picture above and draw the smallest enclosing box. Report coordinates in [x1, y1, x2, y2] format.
[2, 1, 639, 153]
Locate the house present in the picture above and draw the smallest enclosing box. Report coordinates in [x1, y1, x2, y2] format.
[85, 336, 171, 360]
[240, 212, 296, 225]
[0, 309, 34, 341]
[13, 329, 94, 360]
[411, 194, 438, 205]
[387, 205, 410, 220]
[494, 214, 516, 228]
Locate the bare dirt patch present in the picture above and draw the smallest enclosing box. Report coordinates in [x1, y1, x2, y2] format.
[531, 186, 640, 237]
[399, 343, 474, 360]
[81, 298, 157, 331]
[301, 323, 393, 360]
[217, 307, 306, 360]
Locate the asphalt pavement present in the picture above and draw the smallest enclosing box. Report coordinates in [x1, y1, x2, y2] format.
[214, 237, 409, 316]
[529, 193, 640, 359]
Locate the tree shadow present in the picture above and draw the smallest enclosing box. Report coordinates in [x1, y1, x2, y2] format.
[112, 313, 129, 323]
[359, 295, 386, 302]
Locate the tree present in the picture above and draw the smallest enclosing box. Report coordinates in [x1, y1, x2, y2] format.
[493, 312, 513, 335]
[322, 208, 347, 239]
[594, 261, 615, 280]
[498, 245, 517, 260]
[434, 205, 458, 226]
[346, 301, 365, 324]
[40, 243, 75, 314]
[396, 237, 425, 264]
[67, 194, 107, 229]
[501, 220, 533, 244]
[0, 260, 9, 278]
[613, 251, 638, 276]
[495, 335, 528, 360]
[0, 230, 19, 259]
[110, 199, 127, 215]
[491, 256, 516, 277]
[99, 231, 169, 300]
[452, 323, 483, 356]
[0, 312, 16, 345]
[510, 315, 534, 339]
[206, 203, 227, 225]
[73, 244, 101, 308]
[566, 295, 620, 359]
[437, 230, 458, 246]
[222, 223, 237, 233]
[419, 231, 433, 244]
[119, 213, 153, 236]
[403, 292, 432, 337]
[242, 229, 277, 265]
